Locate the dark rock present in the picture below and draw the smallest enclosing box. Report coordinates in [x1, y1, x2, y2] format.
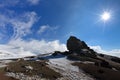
[111, 57, 120, 63]
[67, 54, 81, 60]
[99, 54, 104, 57]
[98, 69, 104, 74]
[89, 49, 96, 54]
[66, 36, 97, 58]
[52, 51, 61, 56]
[61, 51, 70, 55]
[52, 53, 58, 56]
[100, 60, 112, 69]
[67, 36, 89, 53]
[95, 62, 100, 66]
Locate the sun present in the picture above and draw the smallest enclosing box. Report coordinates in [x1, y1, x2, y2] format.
[101, 11, 111, 21]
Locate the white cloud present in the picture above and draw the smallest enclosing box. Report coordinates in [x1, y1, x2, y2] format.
[0, 0, 67, 59]
[27, 0, 40, 5]
[37, 25, 59, 35]
[0, 0, 19, 8]
[0, 0, 40, 8]
[90, 45, 120, 58]
[0, 39, 67, 59]
[0, 11, 38, 40]
[0, 45, 36, 59]
[0, 9, 66, 59]
[37, 25, 49, 34]
[10, 12, 38, 39]
[8, 39, 67, 54]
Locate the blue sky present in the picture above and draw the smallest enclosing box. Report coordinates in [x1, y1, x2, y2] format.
[0, 0, 120, 57]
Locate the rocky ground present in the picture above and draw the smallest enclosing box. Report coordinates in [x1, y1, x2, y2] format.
[0, 55, 96, 80]
[0, 60, 18, 80]
[0, 53, 120, 80]
[48, 56, 95, 80]
[0, 36, 120, 80]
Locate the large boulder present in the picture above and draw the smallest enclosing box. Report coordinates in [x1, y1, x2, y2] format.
[67, 36, 97, 58]
[67, 36, 89, 53]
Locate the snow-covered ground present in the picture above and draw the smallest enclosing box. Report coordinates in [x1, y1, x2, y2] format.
[48, 56, 95, 80]
[0, 60, 13, 68]
[0, 50, 95, 80]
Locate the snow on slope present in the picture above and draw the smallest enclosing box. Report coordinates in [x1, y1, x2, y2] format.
[48, 56, 95, 80]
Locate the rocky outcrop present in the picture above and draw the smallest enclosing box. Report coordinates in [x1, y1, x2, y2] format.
[66, 36, 97, 58]
[67, 36, 89, 53]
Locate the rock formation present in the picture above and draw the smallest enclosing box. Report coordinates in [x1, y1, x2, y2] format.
[67, 36, 89, 53]
[67, 36, 97, 58]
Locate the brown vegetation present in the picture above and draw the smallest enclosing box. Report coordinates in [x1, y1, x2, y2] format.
[5, 60, 62, 80]
[72, 62, 120, 80]
[0, 72, 18, 80]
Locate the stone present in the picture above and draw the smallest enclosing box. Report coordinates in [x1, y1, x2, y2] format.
[67, 36, 89, 53]
[66, 36, 97, 58]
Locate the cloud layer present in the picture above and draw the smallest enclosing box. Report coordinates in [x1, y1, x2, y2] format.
[0, 39, 67, 59]
[90, 46, 120, 57]
[8, 39, 67, 54]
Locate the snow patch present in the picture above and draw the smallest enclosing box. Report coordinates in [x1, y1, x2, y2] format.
[48, 57, 94, 80]
[49, 57, 79, 72]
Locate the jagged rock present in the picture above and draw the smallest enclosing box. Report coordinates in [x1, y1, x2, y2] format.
[95, 60, 112, 69]
[67, 36, 89, 53]
[100, 60, 112, 69]
[52, 51, 61, 56]
[66, 36, 97, 58]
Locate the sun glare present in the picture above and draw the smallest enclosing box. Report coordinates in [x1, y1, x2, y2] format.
[101, 11, 111, 21]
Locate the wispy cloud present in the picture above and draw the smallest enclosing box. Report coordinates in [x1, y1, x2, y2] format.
[37, 25, 59, 35]
[0, 0, 40, 8]
[90, 45, 120, 57]
[27, 0, 40, 5]
[37, 25, 50, 34]
[10, 12, 38, 39]
[0, 11, 39, 40]
[0, 0, 19, 8]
